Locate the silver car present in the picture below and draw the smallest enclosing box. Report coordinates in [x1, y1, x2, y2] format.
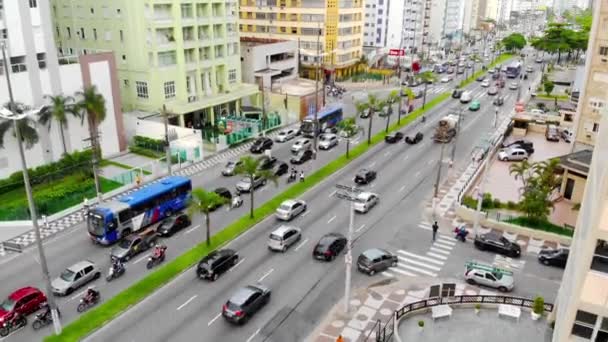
[51, 260, 100, 296]
[236, 175, 266, 193]
[275, 199, 307, 221]
[275, 129, 297, 143]
[222, 160, 242, 176]
[464, 265, 514, 292]
[353, 192, 379, 213]
[291, 138, 311, 153]
[498, 147, 528, 161]
[267, 225, 302, 252]
[318, 133, 338, 150]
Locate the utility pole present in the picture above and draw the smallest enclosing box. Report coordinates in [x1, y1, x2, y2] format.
[432, 143, 446, 218]
[334, 184, 361, 314]
[0, 41, 62, 335]
[312, 24, 321, 159]
[162, 105, 172, 176]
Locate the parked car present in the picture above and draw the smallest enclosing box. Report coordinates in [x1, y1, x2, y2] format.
[291, 138, 311, 153]
[509, 82, 519, 90]
[354, 169, 377, 185]
[447, 67, 455, 74]
[481, 80, 490, 87]
[440, 76, 452, 83]
[290, 149, 314, 164]
[222, 285, 271, 324]
[487, 86, 498, 95]
[459, 91, 473, 103]
[274, 129, 297, 143]
[469, 100, 481, 111]
[488, 68, 495, 74]
[323, 126, 338, 134]
[110, 228, 158, 261]
[384, 131, 404, 143]
[222, 160, 242, 176]
[492, 72, 500, 80]
[474, 233, 521, 257]
[0, 287, 47, 323]
[493, 96, 505, 106]
[452, 89, 463, 99]
[275, 199, 307, 221]
[213, 187, 233, 201]
[538, 248, 569, 268]
[501, 139, 533, 150]
[357, 248, 398, 276]
[236, 175, 267, 193]
[156, 213, 191, 236]
[546, 124, 560, 141]
[413, 90, 424, 99]
[197, 249, 239, 281]
[318, 133, 339, 150]
[257, 155, 277, 171]
[267, 225, 302, 252]
[561, 128, 573, 143]
[249, 137, 273, 153]
[313, 233, 347, 261]
[464, 265, 514, 292]
[526, 65, 534, 73]
[52, 260, 101, 296]
[457, 68, 465, 74]
[497, 147, 529, 161]
[353, 192, 380, 213]
[535, 56, 543, 63]
[271, 161, 289, 176]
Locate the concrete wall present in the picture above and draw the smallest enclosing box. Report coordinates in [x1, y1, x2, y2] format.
[240, 41, 298, 86]
[560, 170, 587, 204]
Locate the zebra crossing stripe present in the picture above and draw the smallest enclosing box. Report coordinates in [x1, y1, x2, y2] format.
[418, 222, 432, 231]
[437, 236, 457, 245]
[433, 241, 454, 250]
[395, 263, 437, 277]
[397, 255, 441, 271]
[388, 267, 418, 277]
[382, 271, 395, 278]
[397, 250, 444, 266]
[426, 252, 448, 260]
[429, 247, 450, 255]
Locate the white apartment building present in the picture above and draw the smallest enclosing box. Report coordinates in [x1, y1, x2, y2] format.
[0, 0, 124, 178]
[443, 0, 466, 49]
[385, 0, 424, 53]
[363, 0, 389, 47]
[239, 39, 298, 89]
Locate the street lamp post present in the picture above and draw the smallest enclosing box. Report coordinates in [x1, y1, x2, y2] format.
[312, 24, 322, 160]
[0, 41, 62, 334]
[432, 144, 446, 218]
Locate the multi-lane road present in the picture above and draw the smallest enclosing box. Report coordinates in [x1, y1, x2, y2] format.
[1, 56, 561, 342]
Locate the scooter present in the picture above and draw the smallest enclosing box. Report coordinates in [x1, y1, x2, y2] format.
[231, 196, 243, 209]
[77, 294, 100, 313]
[147, 247, 167, 269]
[106, 261, 125, 282]
[287, 171, 297, 184]
[32, 309, 59, 330]
[0, 315, 26, 337]
[454, 226, 469, 242]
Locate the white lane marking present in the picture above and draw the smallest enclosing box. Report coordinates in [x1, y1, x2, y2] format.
[418, 222, 432, 231]
[176, 295, 197, 311]
[384, 151, 391, 157]
[258, 268, 274, 282]
[134, 254, 151, 264]
[397, 250, 445, 266]
[229, 258, 246, 272]
[208, 312, 222, 326]
[399, 185, 406, 192]
[327, 215, 337, 224]
[397, 255, 441, 271]
[426, 252, 448, 260]
[356, 224, 366, 232]
[395, 263, 437, 277]
[389, 267, 418, 277]
[294, 238, 309, 252]
[69, 289, 89, 302]
[246, 328, 261, 342]
[329, 190, 337, 198]
[369, 161, 377, 168]
[414, 171, 421, 177]
[437, 236, 457, 245]
[429, 247, 450, 255]
[433, 241, 455, 250]
[185, 225, 200, 234]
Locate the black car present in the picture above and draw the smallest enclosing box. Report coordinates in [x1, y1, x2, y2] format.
[452, 89, 463, 99]
[502, 139, 534, 154]
[384, 132, 404, 143]
[197, 249, 239, 281]
[354, 169, 376, 185]
[357, 248, 398, 276]
[257, 155, 277, 170]
[156, 213, 191, 237]
[360, 110, 371, 119]
[313, 233, 347, 261]
[222, 285, 271, 324]
[493, 96, 504, 106]
[474, 233, 521, 257]
[538, 248, 569, 268]
[272, 161, 289, 176]
[476, 76, 485, 82]
[250, 137, 273, 153]
[290, 149, 313, 165]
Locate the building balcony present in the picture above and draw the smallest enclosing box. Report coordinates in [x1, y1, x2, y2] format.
[269, 57, 297, 71]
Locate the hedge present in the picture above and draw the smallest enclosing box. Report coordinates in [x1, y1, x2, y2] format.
[46, 55, 511, 341]
[505, 217, 574, 237]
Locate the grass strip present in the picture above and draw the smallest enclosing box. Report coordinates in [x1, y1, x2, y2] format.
[45, 56, 511, 341]
[505, 217, 574, 237]
[535, 94, 569, 101]
[100, 160, 152, 175]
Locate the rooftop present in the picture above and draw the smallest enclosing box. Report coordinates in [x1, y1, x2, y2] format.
[272, 78, 318, 96]
[558, 149, 593, 175]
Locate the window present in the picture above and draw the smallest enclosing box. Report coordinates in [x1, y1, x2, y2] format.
[0, 29, 6, 39]
[122, 54, 126, 62]
[93, 28, 97, 40]
[228, 69, 237, 83]
[104, 30, 111, 41]
[136, 81, 149, 99]
[80, 27, 85, 39]
[164, 81, 176, 99]
[123, 79, 129, 87]
[90, 7, 94, 14]
[29, 0, 37, 8]
[67, 27, 71, 39]
[572, 310, 597, 339]
[120, 30, 124, 42]
[600, 46, 608, 57]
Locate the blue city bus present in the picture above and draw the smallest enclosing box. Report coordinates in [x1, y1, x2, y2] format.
[87, 176, 192, 245]
[301, 103, 344, 137]
[506, 62, 522, 78]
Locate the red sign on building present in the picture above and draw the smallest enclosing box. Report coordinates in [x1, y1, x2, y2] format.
[388, 49, 405, 56]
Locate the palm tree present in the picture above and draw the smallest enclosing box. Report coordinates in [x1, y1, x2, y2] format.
[189, 188, 228, 246]
[365, 94, 383, 145]
[234, 156, 278, 218]
[398, 87, 415, 124]
[75, 86, 106, 202]
[38, 95, 80, 155]
[337, 117, 359, 158]
[384, 90, 399, 133]
[419, 71, 437, 109]
[0, 102, 39, 150]
[509, 160, 531, 198]
[355, 102, 368, 118]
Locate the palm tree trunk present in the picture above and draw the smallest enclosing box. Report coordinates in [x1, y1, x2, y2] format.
[397, 96, 402, 124]
[249, 186, 254, 219]
[346, 139, 350, 159]
[205, 214, 211, 245]
[367, 111, 373, 145]
[59, 125, 68, 155]
[384, 108, 390, 133]
[88, 114, 102, 202]
[422, 83, 428, 109]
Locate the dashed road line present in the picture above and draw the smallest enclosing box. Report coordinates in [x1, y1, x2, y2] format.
[208, 312, 222, 326]
[258, 268, 274, 282]
[327, 215, 337, 224]
[177, 295, 197, 311]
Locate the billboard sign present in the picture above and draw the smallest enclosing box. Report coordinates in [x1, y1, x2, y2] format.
[388, 49, 405, 56]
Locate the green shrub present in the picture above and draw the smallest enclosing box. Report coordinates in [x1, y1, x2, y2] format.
[506, 201, 518, 210]
[533, 296, 545, 314]
[133, 135, 165, 152]
[418, 320, 425, 328]
[129, 145, 164, 159]
[462, 195, 478, 209]
[505, 217, 574, 237]
[482, 193, 494, 209]
[492, 198, 502, 209]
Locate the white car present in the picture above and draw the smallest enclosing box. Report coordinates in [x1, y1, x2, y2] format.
[318, 133, 339, 150]
[509, 82, 519, 90]
[353, 192, 379, 213]
[561, 128, 574, 143]
[291, 138, 311, 153]
[459, 91, 473, 103]
[498, 147, 529, 161]
[275, 129, 297, 142]
[267, 225, 302, 252]
[275, 199, 307, 221]
[481, 80, 490, 87]
[440, 76, 451, 83]
[464, 264, 514, 292]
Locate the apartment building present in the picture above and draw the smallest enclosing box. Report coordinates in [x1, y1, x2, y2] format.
[51, 0, 259, 128]
[385, 0, 424, 53]
[0, 0, 123, 178]
[362, 0, 389, 47]
[443, 0, 466, 49]
[239, 0, 364, 81]
[463, 0, 486, 35]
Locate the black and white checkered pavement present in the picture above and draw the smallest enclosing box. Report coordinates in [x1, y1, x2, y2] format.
[0, 126, 293, 257]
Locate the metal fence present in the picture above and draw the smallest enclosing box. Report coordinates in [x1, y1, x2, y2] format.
[366, 295, 554, 342]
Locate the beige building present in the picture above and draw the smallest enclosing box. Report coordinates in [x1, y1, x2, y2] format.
[238, 0, 364, 80]
[557, 149, 592, 204]
[572, 0, 608, 150]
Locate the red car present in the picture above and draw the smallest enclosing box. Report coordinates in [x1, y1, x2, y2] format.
[0, 287, 47, 322]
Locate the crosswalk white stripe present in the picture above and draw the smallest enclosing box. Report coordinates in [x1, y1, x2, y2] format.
[437, 236, 457, 245]
[397, 255, 441, 271]
[382, 271, 395, 278]
[397, 250, 444, 265]
[433, 241, 454, 250]
[394, 263, 437, 277]
[418, 223, 432, 231]
[430, 247, 450, 255]
[426, 252, 448, 260]
[389, 267, 419, 277]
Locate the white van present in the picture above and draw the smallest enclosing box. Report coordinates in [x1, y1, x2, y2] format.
[459, 91, 473, 103]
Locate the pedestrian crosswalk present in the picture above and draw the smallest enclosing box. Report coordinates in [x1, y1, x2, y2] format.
[382, 235, 456, 279]
[493, 255, 526, 270]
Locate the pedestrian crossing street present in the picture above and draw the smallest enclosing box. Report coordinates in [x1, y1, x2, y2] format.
[382, 234, 456, 279]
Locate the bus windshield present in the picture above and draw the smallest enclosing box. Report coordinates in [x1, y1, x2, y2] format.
[87, 212, 105, 237]
[301, 104, 343, 137]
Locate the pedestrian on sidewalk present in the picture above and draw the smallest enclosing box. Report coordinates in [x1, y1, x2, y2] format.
[432, 221, 439, 241]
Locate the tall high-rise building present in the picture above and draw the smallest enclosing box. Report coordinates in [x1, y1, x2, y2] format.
[443, 0, 466, 48]
[551, 2, 608, 341]
[385, 0, 424, 53]
[239, 0, 364, 80]
[51, 0, 259, 127]
[362, 0, 389, 48]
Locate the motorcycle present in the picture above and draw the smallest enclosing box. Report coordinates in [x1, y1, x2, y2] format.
[106, 261, 125, 282]
[32, 310, 57, 330]
[454, 226, 469, 242]
[147, 248, 167, 269]
[287, 171, 297, 184]
[231, 196, 243, 209]
[77, 294, 100, 313]
[0, 315, 26, 337]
